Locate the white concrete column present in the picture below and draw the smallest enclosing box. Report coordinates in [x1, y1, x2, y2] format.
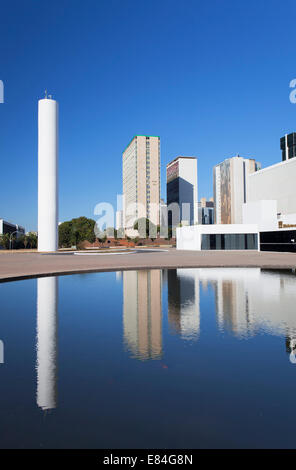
[36, 276, 58, 410]
[38, 98, 58, 252]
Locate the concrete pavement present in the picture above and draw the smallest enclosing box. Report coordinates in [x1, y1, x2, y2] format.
[0, 248, 296, 282]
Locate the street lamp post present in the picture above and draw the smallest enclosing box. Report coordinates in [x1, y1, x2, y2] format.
[9, 230, 21, 250]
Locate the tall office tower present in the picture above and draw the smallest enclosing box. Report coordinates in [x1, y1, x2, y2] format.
[123, 270, 162, 360]
[166, 156, 198, 227]
[122, 136, 160, 229]
[36, 276, 58, 410]
[198, 198, 214, 224]
[280, 133, 296, 161]
[213, 155, 260, 224]
[38, 96, 59, 251]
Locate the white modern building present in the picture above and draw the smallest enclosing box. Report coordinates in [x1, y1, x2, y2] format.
[213, 155, 260, 224]
[176, 223, 259, 251]
[38, 96, 59, 252]
[166, 156, 198, 227]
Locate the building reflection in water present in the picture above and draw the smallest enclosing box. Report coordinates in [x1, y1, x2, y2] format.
[195, 268, 296, 358]
[36, 276, 58, 410]
[203, 268, 296, 339]
[123, 270, 162, 360]
[167, 269, 200, 340]
[167, 267, 296, 356]
[204, 268, 258, 337]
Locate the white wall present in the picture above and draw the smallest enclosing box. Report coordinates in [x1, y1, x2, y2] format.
[176, 225, 201, 250]
[248, 158, 296, 215]
[242, 200, 278, 231]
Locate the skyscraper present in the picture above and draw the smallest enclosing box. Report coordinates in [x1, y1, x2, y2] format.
[166, 156, 198, 227]
[213, 155, 260, 224]
[122, 136, 160, 230]
[280, 133, 296, 161]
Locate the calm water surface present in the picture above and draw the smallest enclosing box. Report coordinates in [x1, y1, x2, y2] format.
[0, 268, 296, 448]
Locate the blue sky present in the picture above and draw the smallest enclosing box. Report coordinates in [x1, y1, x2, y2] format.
[0, 0, 295, 231]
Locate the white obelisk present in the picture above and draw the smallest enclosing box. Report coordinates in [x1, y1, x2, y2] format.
[38, 94, 58, 252]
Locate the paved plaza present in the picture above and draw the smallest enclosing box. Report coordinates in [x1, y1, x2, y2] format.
[0, 248, 296, 282]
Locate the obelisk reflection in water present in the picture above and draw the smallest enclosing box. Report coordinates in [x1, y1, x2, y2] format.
[36, 276, 58, 410]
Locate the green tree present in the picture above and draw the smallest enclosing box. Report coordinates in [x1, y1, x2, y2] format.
[58, 217, 96, 248]
[0, 233, 10, 249]
[165, 227, 173, 240]
[23, 235, 29, 249]
[59, 221, 72, 247]
[15, 234, 25, 249]
[27, 232, 38, 249]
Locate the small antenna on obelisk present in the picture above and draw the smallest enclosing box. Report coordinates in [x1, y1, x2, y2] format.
[45, 89, 48, 99]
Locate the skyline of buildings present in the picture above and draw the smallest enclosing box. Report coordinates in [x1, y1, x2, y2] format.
[3, 110, 296, 241]
[178, 132, 296, 252]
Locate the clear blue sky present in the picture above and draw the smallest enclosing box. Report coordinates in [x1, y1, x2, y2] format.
[0, 0, 295, 231]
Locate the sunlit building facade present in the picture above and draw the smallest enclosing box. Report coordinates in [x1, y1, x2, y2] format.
[122, 136, 160, 229]
[213, 155, 260, 224]
[166, 156, 198, 227]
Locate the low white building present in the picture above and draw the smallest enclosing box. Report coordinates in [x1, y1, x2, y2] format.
[176, 224, 259, 251]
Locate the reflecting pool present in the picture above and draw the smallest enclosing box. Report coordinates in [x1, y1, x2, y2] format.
[0, 268, 296, 448]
